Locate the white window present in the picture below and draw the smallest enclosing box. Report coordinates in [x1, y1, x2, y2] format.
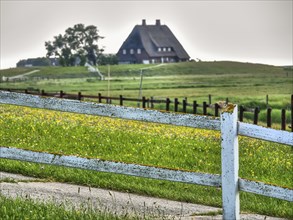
[158, 47, 161, 52]
[163, 47, 166, 52]
[137, 48, 141, 54]
[168, 47, 172, 52]
[122, 49, 126, 55]
[130, 49, 134, 54]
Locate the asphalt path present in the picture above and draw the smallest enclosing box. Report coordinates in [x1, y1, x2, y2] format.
[0, 172, 287, 220]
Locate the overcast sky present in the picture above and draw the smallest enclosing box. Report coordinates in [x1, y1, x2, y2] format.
[1, 0, 292, 69]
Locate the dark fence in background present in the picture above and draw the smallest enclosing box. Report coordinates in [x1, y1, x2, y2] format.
[1, 88, 292, 132]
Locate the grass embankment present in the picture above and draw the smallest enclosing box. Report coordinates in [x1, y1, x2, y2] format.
[0, 104, 292, 218]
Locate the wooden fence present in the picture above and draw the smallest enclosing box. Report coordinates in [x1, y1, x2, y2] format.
[0, 91, 293, 219]
[1, 88, 292, 132]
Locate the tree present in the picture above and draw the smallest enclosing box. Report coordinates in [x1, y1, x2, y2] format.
[98, 54, 119, 65]
[16, 57, 51, 67]
[45, 24, 104, 66]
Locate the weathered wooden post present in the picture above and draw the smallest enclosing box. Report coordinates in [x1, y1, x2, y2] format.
[174, 98, 179, 112]
[193, 101, 197, 114]
[253, 107, 259, 125]
[281, 109, 286, 130]
[142, 96, 146, 108]
[183, 99, 187, 113]
[77, 92, 82, 101]
[166, 98, 170, 111]
[267, 107, 272, 128]
[203, 102, 207, 115]
[98, 93, 102, 103]
[220, 104, 240, 220]
[119, 95, 123, 106]
[215, 103, 219, 117]
[239, 105, 244, 122]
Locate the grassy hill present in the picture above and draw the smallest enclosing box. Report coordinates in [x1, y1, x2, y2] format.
[0, 61, 288, 78]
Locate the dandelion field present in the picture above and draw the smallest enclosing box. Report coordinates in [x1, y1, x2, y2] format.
[0, 104, 292, 218]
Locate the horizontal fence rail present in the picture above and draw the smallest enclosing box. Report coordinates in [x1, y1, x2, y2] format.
[0, 91, 221, 131]
[0, 146, 221, 187]
[1, 146, 292, 202]
[238, 122, 293, 145]
[0, 91, 292, 219]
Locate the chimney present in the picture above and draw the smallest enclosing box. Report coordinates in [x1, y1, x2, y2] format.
[155, 19, 161, 26]
[142, 19, 146, 26]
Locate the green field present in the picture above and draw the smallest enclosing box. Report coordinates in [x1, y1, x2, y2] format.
[1, 61, 292, 128]
[1, 62, 291, 104]
[0, 61, 292, 218]
[0, 104, 292, 218]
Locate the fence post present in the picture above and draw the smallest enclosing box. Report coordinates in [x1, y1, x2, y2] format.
[119, 95, 123, 106]
[220, 104, 240, 220]
[203, 102, 207, 115]
[209, 94, 212, 105]
[193, 101, 197, 114]
[183, 99, 187, 113]
[215, 103, 219, 117]
[142, 96, 146, 108]
[281, 109, 286, 130]
[166, 98, 170, 111]
[174, 98, 179, 112]
[267, 107, 272, 128]
[60, 90, 64, 98]
[98, 93, 102, 103]
[253, 107, 259, 125]
[239, 105, 244, 122]
[77, 92, 82, 101]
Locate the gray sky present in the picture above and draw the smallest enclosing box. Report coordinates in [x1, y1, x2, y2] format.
[1, 0, 292, 69]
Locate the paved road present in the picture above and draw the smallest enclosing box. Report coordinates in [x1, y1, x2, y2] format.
[3, 69, 40, 81]
[0, 172, 287, 220]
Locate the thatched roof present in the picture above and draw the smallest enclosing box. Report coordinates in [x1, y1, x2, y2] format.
[117, 20, 190, 63]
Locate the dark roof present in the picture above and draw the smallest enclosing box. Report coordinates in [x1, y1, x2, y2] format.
[118, 20, 190, 60]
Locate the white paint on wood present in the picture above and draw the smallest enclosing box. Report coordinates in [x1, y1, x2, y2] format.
[239, 178, 293, 202]
[0, 91, 220, 131]
[0, 147, 221, 187]
[1, 91, 293, 218]
[238, 122, 293, 146]
[220, 105, 240, 220]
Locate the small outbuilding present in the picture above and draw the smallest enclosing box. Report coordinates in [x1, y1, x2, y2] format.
[117, 19, 190, 64]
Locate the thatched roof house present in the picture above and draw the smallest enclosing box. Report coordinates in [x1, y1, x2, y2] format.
[117, 19, 190, 64]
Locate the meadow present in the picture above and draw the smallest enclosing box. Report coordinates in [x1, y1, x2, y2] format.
[0, 61, 292, 218]
[0, 61, 291, 107]
[1, 61, 292, 128]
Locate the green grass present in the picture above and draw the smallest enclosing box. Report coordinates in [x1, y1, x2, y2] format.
[0, 104, 292, 218]
[0, 60, 291, 130]
[0, 195, 133, 220]
[0, 61, 292, 217]
[0, 62, 291, 109]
